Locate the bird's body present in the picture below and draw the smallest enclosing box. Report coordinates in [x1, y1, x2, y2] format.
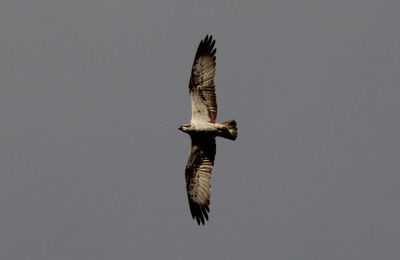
[179, 121, 237, 140]
[180, 122, 217, 132]
[179, 35, 237, 225]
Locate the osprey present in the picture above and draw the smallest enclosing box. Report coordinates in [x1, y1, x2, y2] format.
[179, 35, 238, 225]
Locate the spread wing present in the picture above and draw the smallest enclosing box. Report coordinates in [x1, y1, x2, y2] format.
[189, 35, 217, 123]
[185, 135, 216, 225]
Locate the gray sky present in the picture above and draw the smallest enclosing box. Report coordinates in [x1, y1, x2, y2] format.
[1, 1, 399, 259]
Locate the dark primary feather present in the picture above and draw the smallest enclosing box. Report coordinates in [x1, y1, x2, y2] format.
[185, 135, 216, 225]
[192, 35, 216, 64]
[189, 35, 218, 123]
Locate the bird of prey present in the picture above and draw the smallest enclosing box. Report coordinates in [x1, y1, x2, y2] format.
[179, 35, 238, 225]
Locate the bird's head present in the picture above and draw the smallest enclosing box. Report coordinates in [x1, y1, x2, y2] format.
[178, 124, 191, 133]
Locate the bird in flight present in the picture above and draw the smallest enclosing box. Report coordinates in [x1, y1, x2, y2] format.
[179, 35, 238, 225]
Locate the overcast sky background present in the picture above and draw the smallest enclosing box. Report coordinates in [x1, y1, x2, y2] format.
[1, 1, 399, 259]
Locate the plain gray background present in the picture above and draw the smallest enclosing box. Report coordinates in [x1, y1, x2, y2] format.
[1, 1, 399, 259]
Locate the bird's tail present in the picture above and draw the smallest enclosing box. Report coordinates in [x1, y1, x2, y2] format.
[219, 120, 238, 141]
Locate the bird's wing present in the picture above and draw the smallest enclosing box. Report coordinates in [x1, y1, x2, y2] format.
[185, 135, 216, 225]
[189, 35, 217, 123]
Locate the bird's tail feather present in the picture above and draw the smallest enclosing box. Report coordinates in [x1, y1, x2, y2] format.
[220, 120, 238, 140]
